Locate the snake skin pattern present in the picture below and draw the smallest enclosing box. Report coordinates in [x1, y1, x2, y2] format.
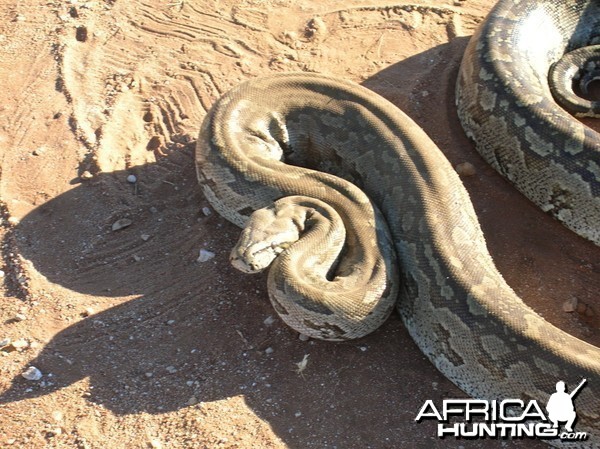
[549, 44, 600, 118]
[456, 0, 600, 245]
[196, 2, 600, 447]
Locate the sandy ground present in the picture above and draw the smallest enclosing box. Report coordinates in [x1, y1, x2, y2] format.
[0, 0, 598, 448]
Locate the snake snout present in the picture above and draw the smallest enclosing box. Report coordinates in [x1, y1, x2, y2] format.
[230, 253, 260, 274]
[230, 240, 285, 274]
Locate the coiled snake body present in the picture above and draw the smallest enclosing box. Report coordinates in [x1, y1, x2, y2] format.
[196, 1, 600, 446]
[456, 0, 600, 245]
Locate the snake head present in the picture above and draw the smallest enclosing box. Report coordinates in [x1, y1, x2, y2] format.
[230, 203, 303, 274]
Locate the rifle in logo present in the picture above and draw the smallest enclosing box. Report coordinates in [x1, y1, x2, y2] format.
[546, 378, 586, 432]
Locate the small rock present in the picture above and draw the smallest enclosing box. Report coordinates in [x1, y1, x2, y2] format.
[197, 249, 215, 263]
[186, 396, 198, 406]
[0, 338, 11, 348]
[22, 366, 42, 381]
[298, 334, 310, 342]
[455, 162, 477, 177]
[48, 427, 63, 436]
[126, 174, 137, 183]
[201, 207, 212, 216]
[166, 319, 175, 325]
[263, 316, 275, 326]
[52, 410, 64, 422]
[264, 347, 274, 355]
[6, 438, 16, 445]
[112, 218, 133, 231]
[32, 147, 45, 156]
[141, 234, 151, 241]
[359, 346, 368, 352]
[296, 354, 309, 374]
[149, 439, 163, 449]
[294, 411, 302, 417]
[14, 313, 26, 322]
[166, 366, 177, 374]
[145, 372, 153, 378]
[133, 255, 142, 262]
[563, 297, 577, 313]
[7, 217, 19, 225]
[11, 339, 29, 350]
[80, 171, 94, 180]
[0, 270, 4, 277]
[82, 307, 94, 317]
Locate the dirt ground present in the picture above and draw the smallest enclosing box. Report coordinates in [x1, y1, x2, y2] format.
[0, 0, 598, 448]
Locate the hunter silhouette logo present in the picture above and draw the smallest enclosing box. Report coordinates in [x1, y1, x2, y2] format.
[415, 379, 589, 442]
[546, 379, 586, 433]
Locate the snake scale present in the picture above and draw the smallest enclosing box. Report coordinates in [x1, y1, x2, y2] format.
[196, 0, 600, 446]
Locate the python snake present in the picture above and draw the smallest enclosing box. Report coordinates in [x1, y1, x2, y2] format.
[196, 1, 600, 446]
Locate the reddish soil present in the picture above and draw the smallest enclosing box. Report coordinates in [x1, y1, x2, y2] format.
[0, 1, 597, 448]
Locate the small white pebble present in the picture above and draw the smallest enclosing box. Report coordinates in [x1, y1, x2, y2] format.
[197, 249, 215, 263]
[126, 174, 137, 183]
[359, 346, 368, 352]
[563, 297, 578, 313]
[0, 338, 11, 347]
[264, 347, 274, 355]
[7, 217, 19, 225]
[133, 255, 142, 262]
[80, 171, 93, 180]
[166, 366, 177, 374]
[82, 307, 94, 317]
[296, 354, 309, 374]
[12, 339, 29, 350]
[298, 333, 310, 342]
[0, 270, 4, 277]
[295, 411, 302, 417]
[112, 218, 133, 231]
[141, 234, 151, 241]
[166, 319, 175, 325]
[149, 439, 163, 449]
[14, 313, 27, 322]
[202, 207, 212, 216]
[22, 366, 42, 381]
[186, 396, 198, 406]
[455, 162, 477, 177]
[263, 316, 275, 326]
[145, 372, 153, 378]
